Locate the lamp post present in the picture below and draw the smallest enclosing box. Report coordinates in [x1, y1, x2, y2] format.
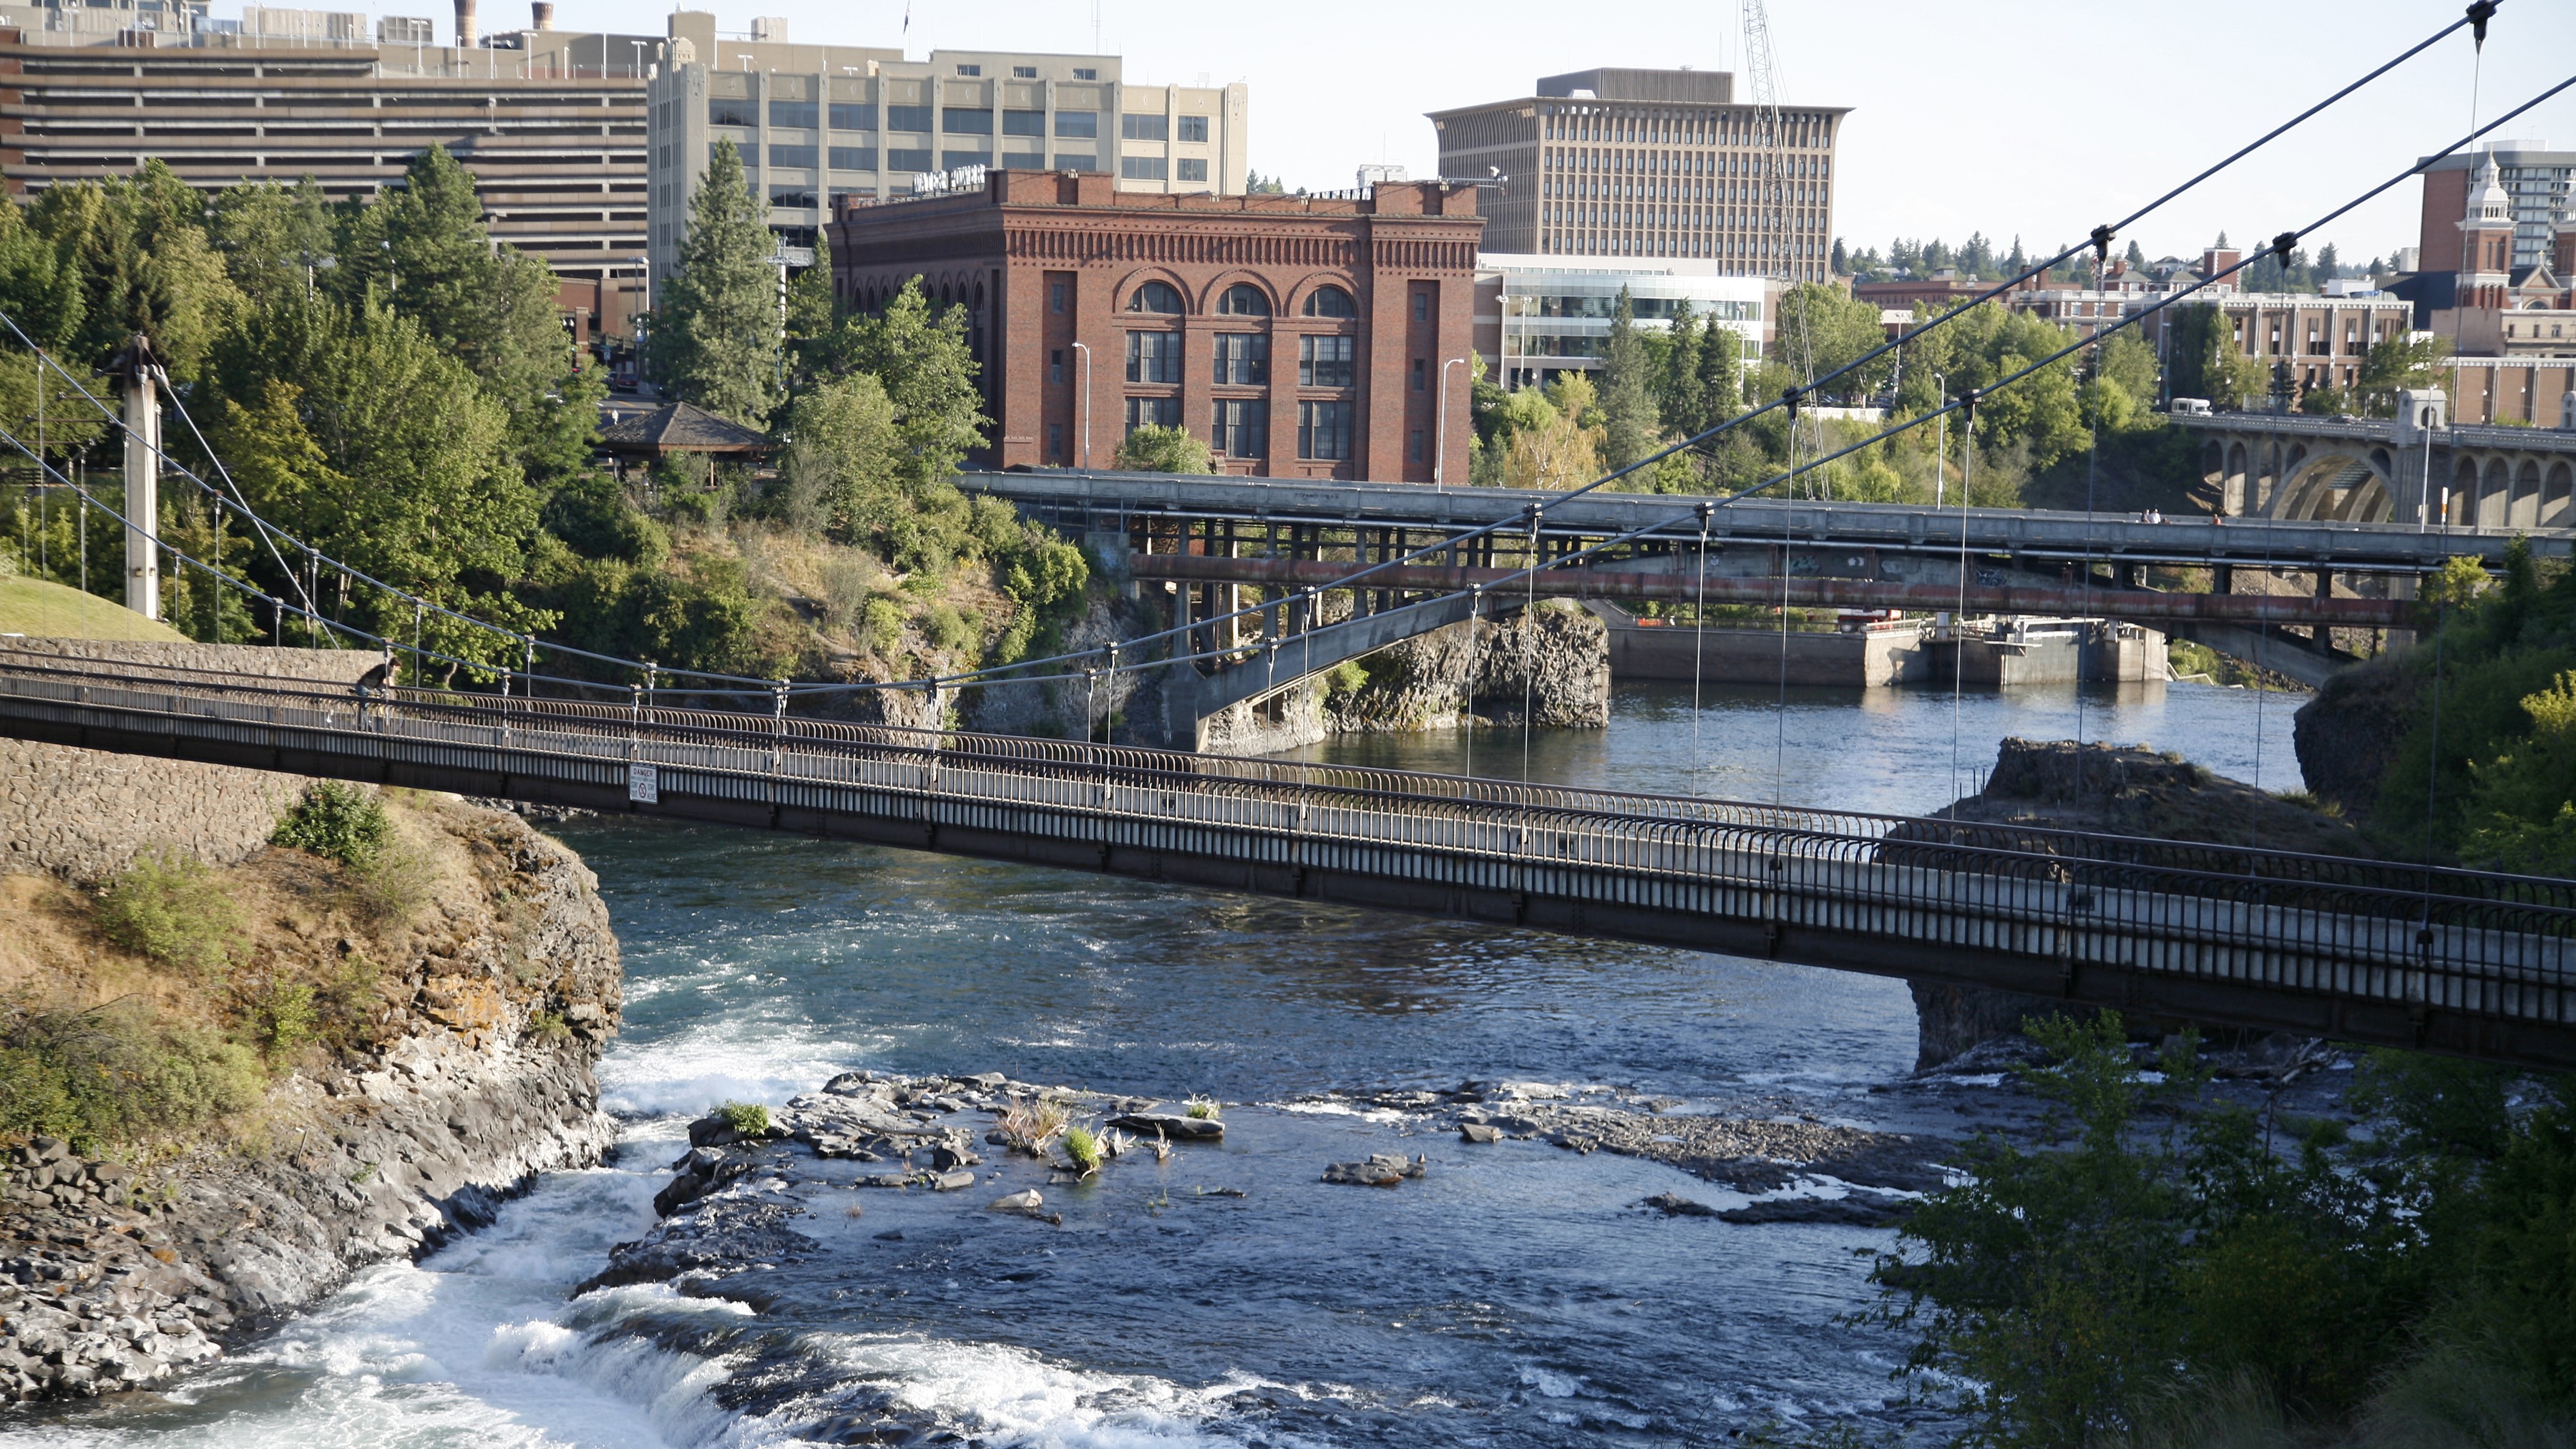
[1070, 341, 1093, 469]
[1435, 356, 1467, 489]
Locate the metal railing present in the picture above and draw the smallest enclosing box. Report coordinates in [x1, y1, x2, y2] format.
[1, 649, 2569, 1043]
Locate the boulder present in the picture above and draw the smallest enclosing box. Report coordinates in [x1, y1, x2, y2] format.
[1322, 1154, 1425, 1187]
[1459, 1123, 1503, 1144]
[930, 1170, 976, 1192]
[1108, 1113, 1222, 1142]
[1639, 1191, 1717, 1217]
[988, 1189, 1045, 1214]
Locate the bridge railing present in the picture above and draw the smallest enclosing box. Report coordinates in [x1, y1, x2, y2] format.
[4, 652, 2570, 1030]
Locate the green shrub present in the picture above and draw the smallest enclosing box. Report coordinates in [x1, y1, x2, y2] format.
[249, 979, 317, 1060]
[97, 850, 247, 977]
[860, 595, 905, 654]
[1062, 1123, 1103, 1172]
[524, 1008, 570, 1042]
[1184, 1098, 1222, 1121]
[924, 601, 978, 655]
[1322, 660, 1369, 698]
[0, 997, 264, 1153]
[719, 1101, 769, 1136]
[272, 781, 392, 870]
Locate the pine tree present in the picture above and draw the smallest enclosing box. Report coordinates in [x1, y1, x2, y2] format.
[1696, 318, 1741, 423]
[1830, 238, 1849, 275]
[2123, 239, 2147, 270]
[1596, 286, 1661, 472]
[650, 140, 782, 425]
[1660, 302, 1705, 436]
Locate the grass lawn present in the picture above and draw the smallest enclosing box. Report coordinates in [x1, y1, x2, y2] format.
[0, 574, 187, 641]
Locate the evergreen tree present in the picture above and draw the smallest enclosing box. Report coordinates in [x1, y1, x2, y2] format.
[649, 140, 783, 426]
[1596, 286, 1661, 472]
[2123, 239, 2147, 270]
[1659, 302, 1705, 436]
[832, 276, 987, 492]
[2006, 236, 2029, 277]
[1697, 319, 1742, 421]
[2316, 243, 2341, 280]
[1830, 238, 1849, 275]
[208, 177, 333, 308]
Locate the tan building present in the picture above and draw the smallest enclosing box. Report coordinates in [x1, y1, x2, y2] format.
[645, 9, 1249, 280]
[0, 2, 654, 336]
[1428, 66, 1847, 282]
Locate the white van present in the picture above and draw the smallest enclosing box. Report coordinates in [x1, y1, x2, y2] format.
[2170, 397, 2212, 416]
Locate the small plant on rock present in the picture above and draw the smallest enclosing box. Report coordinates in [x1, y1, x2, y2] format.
[1062, 1124, 1104, 1174]
[719, 1101, 770, 1136]
[996, 1093, 1068, 1156]
[271, 781, 392, 869]
[1185, 1098, 1222, 1121]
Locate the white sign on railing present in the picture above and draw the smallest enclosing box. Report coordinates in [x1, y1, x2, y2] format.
[629, 762, 658, 804]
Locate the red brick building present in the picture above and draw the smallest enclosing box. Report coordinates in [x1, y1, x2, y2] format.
[826, 170, 1483, 481]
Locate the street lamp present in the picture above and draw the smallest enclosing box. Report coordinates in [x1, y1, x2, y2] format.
[1069, 341, 1093, 469]
[1435, 357, 1468, 489]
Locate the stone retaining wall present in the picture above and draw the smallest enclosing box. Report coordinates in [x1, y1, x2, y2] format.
[0, 641, 377, 882]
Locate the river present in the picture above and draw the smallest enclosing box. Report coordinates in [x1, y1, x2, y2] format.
[12, 678, 2303, 1447]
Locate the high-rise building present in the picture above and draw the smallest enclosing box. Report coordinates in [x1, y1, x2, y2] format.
[0, 2, 655, 336]
[645, 9, 1248, 280]
[2416, 140, 2572, 273]
[1427, 66, 1848, 281]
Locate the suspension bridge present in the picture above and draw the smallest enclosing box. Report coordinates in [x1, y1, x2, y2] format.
[0, 644, 2569, 1071]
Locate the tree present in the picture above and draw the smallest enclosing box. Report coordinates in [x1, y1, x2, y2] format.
[2354, 332, 2450, 416]
[29, 162, 240, 380]
[1502, 375, 1604, 489]
[1243, 170, 1287, 195]
[2123, 239, 2147, 270]
[1596, 287, 1661, 472]
[648, 140, 783, 426]
[207, 178, 333, 308]
[1773, 282, 1888, 400]
[832, 276, 989, 491]
[781, 371, 902, 541]
[2167, 303, 2263, 409]
[1830, 238, 1848, 275]
[1656, 303, 1706, 438]
[1112, 423, 1214, 474]
[1696, 320, 1742, 422]
[2316, 242, 2341, 280]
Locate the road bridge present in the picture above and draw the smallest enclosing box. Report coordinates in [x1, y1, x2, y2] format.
[2171, 412, 2576, 528]
[3, 648, 2570, 1070]
[958, 468, 2573, 577]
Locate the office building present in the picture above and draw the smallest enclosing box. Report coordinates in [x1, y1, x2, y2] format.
[824, 170, 1483, 482]
[1475, 253, 1764, 390]
[0, 2, 654, 336]
[645, 9, 1248, 280]
[2416, 140, 2572, 273]
[1427, 66, 1848, 280]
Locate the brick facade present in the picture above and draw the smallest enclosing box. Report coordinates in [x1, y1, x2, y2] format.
[826, 170, 1483, 482]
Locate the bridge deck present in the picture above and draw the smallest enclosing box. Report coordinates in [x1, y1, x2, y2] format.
[3, 650, 2570, 1069]
[959, 469, 2571, 572]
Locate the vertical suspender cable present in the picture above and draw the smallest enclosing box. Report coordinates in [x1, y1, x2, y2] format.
[1691, 502, 1712, 791]
[1951, 398, 1978, 806]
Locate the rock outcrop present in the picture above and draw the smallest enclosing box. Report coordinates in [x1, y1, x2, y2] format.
[0, 796, 622, 1401]
[2293, 653, 2419, 824]
[1325, 600, 1611, 734]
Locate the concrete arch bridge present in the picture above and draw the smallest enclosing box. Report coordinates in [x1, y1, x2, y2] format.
[2176, 413, 2576, 529]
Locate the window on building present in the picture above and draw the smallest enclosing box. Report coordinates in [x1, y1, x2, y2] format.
[768, 186, 817, 208]
[1178, 157, 1208, 183]
[941, 150, 992, 170]
[1127, 280, 1184, 313]
[956, 64, 982, 76]
[769, 98, 817, 130]
[1122, 156, 1169, 181]
[1048, 421, 1064, 459]
[1002, 109, 1045, 137]
[885, 104, 933, 132]
[709, 97, 757, 128]
[1216, 283, 1271, 316]
[1212, 333, 1269, 384]
[1073, 67, 1098, 80]
[1125, 396, 1179, 432]
[1050, 348, 1065, 383]
[1414, 291, 1430, 322]
[1056, 152, 1101, 172]
[1299, 335, 1355, 388]
[1014, 66, 1038, 79]
[769, 144, 818, 169]
[828, 146, 876, 171]
[1302, 286, 1357, 318]
[1179, 115, 1209, 143]
[887, 148, 934, 172]
[1122, 113, 1169, 142]
[1055, 109, 1098, 138]
[1410, 429, 1425, 463]
[1050, 282, 1068, 313]
[1002, 150, 1045, 170]
[1212, 399, 1266, 457]
[944, 109, 993, 135]
[1126, 330, 1181, 382]
[828, 102, 876, 131]
[1299, 400, 1352, 459]
[1412, 358, 1426, 391]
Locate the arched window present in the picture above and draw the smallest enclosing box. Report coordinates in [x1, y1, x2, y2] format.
[1216, 283, 1272, 316]
[1302, 285, 1357, 318]
[1127, 280, 1184, 313]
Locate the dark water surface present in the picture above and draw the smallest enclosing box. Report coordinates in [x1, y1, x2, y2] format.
[11, 680, 2301, 1447]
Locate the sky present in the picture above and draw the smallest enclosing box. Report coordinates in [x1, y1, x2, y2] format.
[499, 1, 2576, 265]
